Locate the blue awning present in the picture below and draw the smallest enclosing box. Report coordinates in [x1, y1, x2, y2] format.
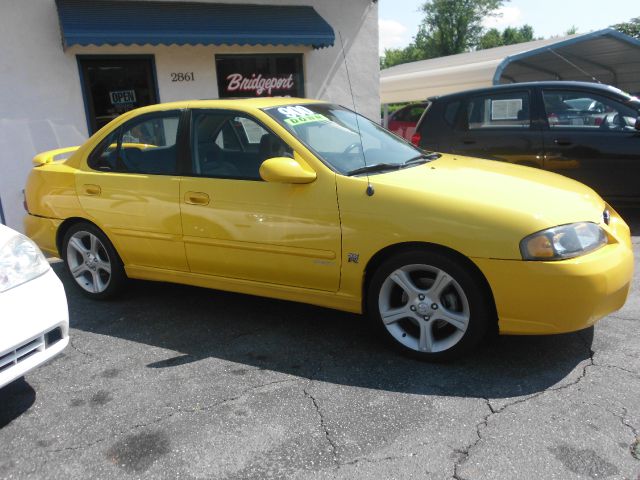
[56, 0, 335, 49]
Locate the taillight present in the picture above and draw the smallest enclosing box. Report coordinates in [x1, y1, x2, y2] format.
[411, 132, 421, 146]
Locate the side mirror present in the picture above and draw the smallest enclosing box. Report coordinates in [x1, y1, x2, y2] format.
[259, 157, 317, 184]
[636, 117, 640, 130]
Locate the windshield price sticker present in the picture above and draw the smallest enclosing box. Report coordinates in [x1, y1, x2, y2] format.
[278, 106, 329, 126]
[277, 106, 314, 118]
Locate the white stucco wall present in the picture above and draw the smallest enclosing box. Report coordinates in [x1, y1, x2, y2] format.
[0, 0, 379, 231]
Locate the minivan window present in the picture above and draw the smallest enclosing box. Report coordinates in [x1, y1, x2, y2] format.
[542, 90, 638, 131]
[466, 92, 530, 130]
[443, 101, 461, 127]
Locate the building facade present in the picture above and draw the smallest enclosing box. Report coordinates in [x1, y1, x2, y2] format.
[0, 0, 379, 230]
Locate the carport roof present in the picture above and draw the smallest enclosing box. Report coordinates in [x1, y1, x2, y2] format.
[380, 29, 640, 104]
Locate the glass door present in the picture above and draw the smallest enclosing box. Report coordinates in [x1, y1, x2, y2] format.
[78, 56, 158, 134]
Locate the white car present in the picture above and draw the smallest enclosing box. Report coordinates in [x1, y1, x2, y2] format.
[0, 224, 69, 388]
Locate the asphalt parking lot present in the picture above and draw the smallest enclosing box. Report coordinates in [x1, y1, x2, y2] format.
[1, 210, 639, 480]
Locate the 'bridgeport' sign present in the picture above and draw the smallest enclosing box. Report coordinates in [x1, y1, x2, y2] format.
[226, 73, 294, 96]
[216, 54, 304, 98]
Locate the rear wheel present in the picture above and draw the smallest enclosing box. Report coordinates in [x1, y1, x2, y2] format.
[62, 223, 126, 299]
[367, 249, 493, 361]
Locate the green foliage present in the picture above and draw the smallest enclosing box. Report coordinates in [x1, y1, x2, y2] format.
[381, 0, 506, 69]
[418, 0, 504, 56]
[565, 25, 578, 35]
[477, 25, 534, 50]
[612, 17, 640, 39]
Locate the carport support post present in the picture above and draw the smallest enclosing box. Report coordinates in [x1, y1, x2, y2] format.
[382, 103, 389, 127]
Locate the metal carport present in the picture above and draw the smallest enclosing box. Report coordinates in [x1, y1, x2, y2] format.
[380, 28, 640, 107]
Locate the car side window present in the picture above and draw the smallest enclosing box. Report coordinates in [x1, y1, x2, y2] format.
[407, 106, 426, 123]
[191, 111, 292, 180]
[466, 92, 530, 130]
[443, 101, 461, 127]
[542, 90, 638, 132]
[89, 112, 181, 174]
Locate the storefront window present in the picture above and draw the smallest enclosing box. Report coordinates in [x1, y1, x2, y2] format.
[216, 54, 304, 98]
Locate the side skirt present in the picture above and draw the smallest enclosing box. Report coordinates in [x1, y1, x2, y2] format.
[125, 265, 362, 314]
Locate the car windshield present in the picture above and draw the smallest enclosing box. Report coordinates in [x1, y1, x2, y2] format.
[263, 103, 436, 175]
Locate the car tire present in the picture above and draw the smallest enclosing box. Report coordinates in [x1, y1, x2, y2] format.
[62, 223, 126, 300]
[367, 249, 493, 361]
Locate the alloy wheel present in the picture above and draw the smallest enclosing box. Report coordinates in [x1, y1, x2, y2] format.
[66, 231, 112, 294]
[378, 264, 470, 353]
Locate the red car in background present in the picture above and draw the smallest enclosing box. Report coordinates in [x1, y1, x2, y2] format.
[386, 102, 428, 141]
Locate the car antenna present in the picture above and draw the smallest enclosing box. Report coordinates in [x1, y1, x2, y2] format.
[339, 31, 374, 197]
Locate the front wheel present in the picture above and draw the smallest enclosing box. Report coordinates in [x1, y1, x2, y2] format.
[367, 249, 493, 361]
[62, 223, 126, 299]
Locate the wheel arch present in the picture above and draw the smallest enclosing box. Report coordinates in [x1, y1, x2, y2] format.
[56, 217, 124, 265]
[362, 241, 498, 335]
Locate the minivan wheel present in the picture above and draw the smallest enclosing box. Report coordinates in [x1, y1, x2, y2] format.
[367, 249, 492, 361]
[62, 223, 126, 299]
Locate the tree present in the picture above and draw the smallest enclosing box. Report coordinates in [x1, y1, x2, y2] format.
[380, 0, 504, 69]
[417, 0, 505, 56]
[477, 25, 534, 50]
[380, 45, 424, 69]
[565, 25, 578, 35]
[612, 17, 640, 39]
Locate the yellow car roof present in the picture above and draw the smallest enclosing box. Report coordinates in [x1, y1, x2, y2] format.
[127, 97, 327, 116]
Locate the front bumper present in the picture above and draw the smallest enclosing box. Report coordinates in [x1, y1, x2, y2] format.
[0, 268, 69, 389]
[473, 239, 633, 335]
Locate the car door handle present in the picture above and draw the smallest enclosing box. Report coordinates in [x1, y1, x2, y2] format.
[184, 191, 210, 206]
[462, 139, 476, 145]
[82, 184, 101, 196]
[553, 138, 573, 146]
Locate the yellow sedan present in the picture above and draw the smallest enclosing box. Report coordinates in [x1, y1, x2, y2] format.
[24, 98, 634, 360]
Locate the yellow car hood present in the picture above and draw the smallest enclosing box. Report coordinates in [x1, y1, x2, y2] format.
[356, 154, 607, 259]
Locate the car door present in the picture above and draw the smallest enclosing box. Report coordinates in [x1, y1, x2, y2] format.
[540, 88, 640, 198]
[180, 109, 341, 291]
[75, 110, 188, 271]
[450, 89, 545, 167]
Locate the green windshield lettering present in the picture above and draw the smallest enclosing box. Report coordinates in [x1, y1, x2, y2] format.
[284, 114, 329, 126]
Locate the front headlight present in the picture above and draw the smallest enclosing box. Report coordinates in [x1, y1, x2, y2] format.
[0, 233, 50, 293]
[520, 222, 607, 261]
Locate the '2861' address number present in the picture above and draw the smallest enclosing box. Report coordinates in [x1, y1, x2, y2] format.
[171, 72, 195, 82]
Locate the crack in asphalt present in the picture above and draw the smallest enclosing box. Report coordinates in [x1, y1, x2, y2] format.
[68, 333, 95, 358]
[451, 347, 596, 480]
[303, 386, 339, 467]
[451, 399, 493, 480]
[45, 377, 299, 455]
[593, 362, 640, 379]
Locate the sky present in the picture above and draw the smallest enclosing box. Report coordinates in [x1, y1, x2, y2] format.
[379, 0, 639, 54]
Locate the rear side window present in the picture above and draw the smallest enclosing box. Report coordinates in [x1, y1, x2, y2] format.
[443, 101, 461, 127]
[466, 91, 530, 130]
[88, 111, 181, 175]
[392, 104, 425, 123]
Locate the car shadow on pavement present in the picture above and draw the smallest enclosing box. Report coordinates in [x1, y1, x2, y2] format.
[55, 262, 595, 401]
[0, 378, 36, 428]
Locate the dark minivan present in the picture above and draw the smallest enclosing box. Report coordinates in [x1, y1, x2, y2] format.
[412, 81, 640, 202]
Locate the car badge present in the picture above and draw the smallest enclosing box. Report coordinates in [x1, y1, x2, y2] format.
[603, 209, 611, 225]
